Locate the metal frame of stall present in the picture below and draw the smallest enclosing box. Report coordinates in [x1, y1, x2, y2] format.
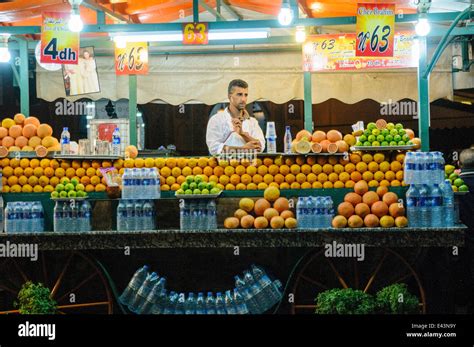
[1, 1, 473, 151]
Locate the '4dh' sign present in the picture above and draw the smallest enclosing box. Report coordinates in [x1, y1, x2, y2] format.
[40, 12, 79, 64]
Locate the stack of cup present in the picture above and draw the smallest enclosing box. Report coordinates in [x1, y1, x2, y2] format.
[266, 122, 277, 154]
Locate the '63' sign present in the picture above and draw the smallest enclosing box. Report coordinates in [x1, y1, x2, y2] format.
[182, 22, 208, 45]
[115, 42, 148, 75]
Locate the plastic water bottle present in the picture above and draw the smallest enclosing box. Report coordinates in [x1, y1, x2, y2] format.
[31, 202, 42, 232]
[207, 200, 217, 230]
[119, 265, 149, 306]
[121, 169, 129, 199]
[137, 277, 166, 314]
[251, 264, 280, 304]
[406, 185, 420, 228]
[306, 196, 315, 228]
[196, 293, 206, 314]
[180, 200, 190, 230]
[233, 289, 249, 314]
[235, 275, 259, 314]
[419, 185, 431, 227]
[125, 200, 135, 231]
[60, 127, 70, 155]
[151, 288, 169, 315]
[143, 201, 154, 230]
[414, 152, 423, 185]
[185, 293, 196, 314]
[0, 196, 3, 233]
[441, 179, 455, 227]
[431, 184, 443, 227]
[175, 293, 186, 315]
[325, 197, 334, 227]
[117, 201, 126, 231]
[205, 292, 216, 315]
[437, 152, 445, 184]
[163, 291, 178, 315]
[142, 169, 151, 199]
[404, 152, 413, 185]
[14, 203, 24, 232]
[82, 200, 92, 232]
[297, 197, 306, 229]
[215, 292, 226, 314]
[135, 201, 144, 231]
[284, 126, 292, 154]
[224, 290, 237, 314]
[129, 272, 159, 313]
[4, 203, 14, 233]
[151, 168, 161, 199]
[111, 127, 121, 156]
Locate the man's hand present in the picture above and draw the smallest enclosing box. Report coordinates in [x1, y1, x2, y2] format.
[232, 118, 242, 134]
[243, 140, 262, 151]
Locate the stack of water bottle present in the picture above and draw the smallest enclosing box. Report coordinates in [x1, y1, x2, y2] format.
[404, 151, 456, 227]
[121, 168, 161, 200]
[119, 264, 283, 314]
[116, 200, 156, 231]
[297, 196, 334, 229]
[179, 199, 217, 230]
[53, 200, 91, 232]
[5, 202, 44, 233]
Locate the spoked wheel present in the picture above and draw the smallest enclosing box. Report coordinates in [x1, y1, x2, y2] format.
[0, 251, 113, 314]
[290, 248, 426, 314]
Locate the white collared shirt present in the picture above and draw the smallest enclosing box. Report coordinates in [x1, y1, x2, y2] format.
[206, 108, 266, 155]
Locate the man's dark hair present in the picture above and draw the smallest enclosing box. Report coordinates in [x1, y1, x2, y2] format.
[460, 148, 474, 169]
[228, 79, 248, 94]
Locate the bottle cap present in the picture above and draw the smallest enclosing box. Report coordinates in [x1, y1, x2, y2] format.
[266, 121, 276, 137]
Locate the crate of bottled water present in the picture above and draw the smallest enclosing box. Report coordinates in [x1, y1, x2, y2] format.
[5, 201, 45, 233]
[116, 199, 156, 231]
[297, 196, 334, 229]
[119, 264, 283, 315]
[121, 168, 161, 200]
[179, 199, 217, 231]
[53, 200, 92, 232]
[404, 151, 445, 185]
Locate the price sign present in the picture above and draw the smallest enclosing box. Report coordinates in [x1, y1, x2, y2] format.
[40, 12, 79, 64]
[356, 3, 395, 57]
[115, 42, 148, 75]
[182, 22, 209, 45]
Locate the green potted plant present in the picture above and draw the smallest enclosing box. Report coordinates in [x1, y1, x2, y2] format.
[14, 281, 57, 314]
[375, 283, 420, 314]
[315, 288, 376, 314]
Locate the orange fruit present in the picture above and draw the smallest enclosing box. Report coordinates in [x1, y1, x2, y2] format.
[219, 175, 230, 185]
[312, 164, 322, 175]
[296, 173, 306, 184]
[322, 164, 333, 174]
[263, 157, 273, 166]
[385, 171, 396, 181]
[373, 153, 385, 164]
[257, 182, 268, 190]
[345, 180, 356, 188]
[362, 171, 374, 182]
[55, 168, 65, 178]
[362, 154, 373, 164]
[171, 167, 182, 177]
[356, 162, 368, 173]
[390, 161, 402, 172]
[290, 164, 300, 175]
[312, 181, 323, 189]
[374, 171, 385, 182]
[391, 180, 401, 187]
[66, 167, 75, 178]
[368, 162, 379, 173]
[192, 166, 203, 175]
[252, 174, 263, 184]
[301, 182, 312, 189]
[317, 173, 328, 183]
[246, 166, 257, 176]
[328, 173, 339, 183]
[290, 182, 301, 189]
[350, 171, 362, 182]
[225, 183, 236, 191]
[396, 171, 404, 181]
[328, 156, 339, 165]
[263, 174, 274, 184]
[279, 165, 290, 176]
[230, 174, 241, 185]
[307, 173, 317, 183]
[285, 174, 296, 184]
[333, 164, 344, 174]
[323, 181, 333, 189]
[350, 153, 361, 164]
[339, 172, 350, 183]
[301, 164, 311, 175]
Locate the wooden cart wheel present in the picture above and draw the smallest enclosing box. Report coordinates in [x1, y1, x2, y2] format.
[290, 248, 426, 314]
[0, 251, 113, 314]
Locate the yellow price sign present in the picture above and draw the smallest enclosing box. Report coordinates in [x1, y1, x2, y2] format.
[114, 42, 148, 75]
[182, 22, 209, 45]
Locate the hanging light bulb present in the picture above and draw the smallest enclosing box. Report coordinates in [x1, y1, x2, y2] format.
[295, 26, 306, 43]
[415, 16, 430, 37]
[278, 0, 294, 26]
[0, 34, 11, 63]
[68, 0, 84, 32]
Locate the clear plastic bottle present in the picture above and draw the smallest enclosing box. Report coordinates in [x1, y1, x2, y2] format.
[126, 200, 135, 231]
[121, 169, 129, 199]
[136, 278, 165, 315]
[83, 200, 92, 232]
[142, 169, 151, 199]
[233, 289, 249, 314]
[404, 152, 413, 185]
[135, 200, 144, 231]
[151, 288, 168, 315]
[184, 293, 196, 314]
[60, 127, 70, 155]
[215, 292, 226, 315]
[153, 168, 161, 199]
[196, 293, 206, 314]
[284, 126, 292, 154]
[224, 290, 237, 314]
[207, 200, 217, 230]
[117, 200, 126, 231]
[406, 185, 421, 228]
[111, 127, 121, 156]
[118, 265, 149, 307]
[15, 202, 24, 233]
[325, 197, 334, 228]
[129, 272, 159, 313]
[4, 203, 14, 233]
[414, 152, 423, 185]
[431, 184, 443, 228]
[441, 179, 455, 227]
[306, 196, 315, 228]
[297, 197, 306, 229]
[266, 136, 277, 154]
[174, 293, 186, 315]
[143, 200, 154, 230]
[419, 185, 431, 227]
[31, 202, 42, 232]
[163, 291, 178, 315]
[180, 200, 190, 231]
[205, 292, 216, 315]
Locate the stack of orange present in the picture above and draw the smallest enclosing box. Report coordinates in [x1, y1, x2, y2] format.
[332, 181, 408, 228]
[291, 129, 356, 155]
[0, 114, 59, 155]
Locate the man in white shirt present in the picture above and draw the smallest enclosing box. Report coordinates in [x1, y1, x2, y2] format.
[206, 79, 265, 155]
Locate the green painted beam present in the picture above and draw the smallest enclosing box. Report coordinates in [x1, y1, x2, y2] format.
[9, 61, 20, 86]
[198, 0, 226, 21]
[220, 2, 242, 20]
[0, 12, 468, 35]
[129, 75, 137, 146]
[216, 0, 221, 18]
[193, 0, 199, 22]
[304, 71, 312, 132]
[417, 37, 430, 152]
[96, 10, 105, 25]
[19, 39, 29, 117]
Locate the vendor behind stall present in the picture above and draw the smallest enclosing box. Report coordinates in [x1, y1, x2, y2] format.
[206, 79, 265, 155]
